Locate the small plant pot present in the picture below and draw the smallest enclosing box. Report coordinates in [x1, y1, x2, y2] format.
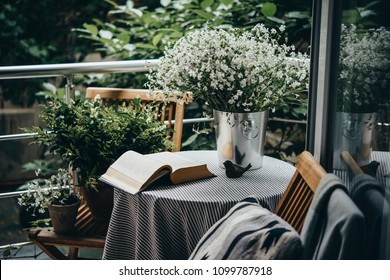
[48, 200, 80, 234]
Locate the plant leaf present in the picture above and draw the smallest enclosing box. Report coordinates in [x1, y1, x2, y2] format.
[117, 32, 130, 44]
[193, 9, 213, 20]
[161, 0, 171, 7]
[99, 30, 113, 39]
[201, 0, 214, 9]
[137, 43, 158, 50]
[129, 8, 143, 18]
[42, 83, 57, 94]
[267, 16, 285, 24]
[220, 0, 233, 5]
[342, 9, 361, 24]
[285, 11, 310, 19]
[261, 2, 277, 17]
[152, 33, 164, 46]
[182, 133, 198, 147]
[83, 24, 98, 37]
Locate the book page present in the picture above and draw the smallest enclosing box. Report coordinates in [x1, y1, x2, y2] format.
[146, 152, 215, 184]
[146, 152, 203, 172]
[100, 170, 142, 195]
[108, 150, 169, 184]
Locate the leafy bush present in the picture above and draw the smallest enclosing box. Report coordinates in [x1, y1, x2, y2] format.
[77, 0, 312, 64]
[0, 0, 111, 105]
[23, 96, 171, 189]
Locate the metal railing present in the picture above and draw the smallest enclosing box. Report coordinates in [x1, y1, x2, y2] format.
[0, 59, 308, 142]
[0, 59, 188, 142]
[0, 59, 159, 79]
[0, 59, 159, 102]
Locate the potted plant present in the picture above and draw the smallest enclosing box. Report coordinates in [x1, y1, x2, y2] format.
[18, 168, 80, 234]
[334, 24, 390, 169]
[147, 24, 310, 169]
[24, 96, 171, 220]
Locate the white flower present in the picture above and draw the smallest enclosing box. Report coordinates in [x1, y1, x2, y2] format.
[147, 24, 309, 113]
[18, 168, 78, 215]
[338, 24, 390, 113]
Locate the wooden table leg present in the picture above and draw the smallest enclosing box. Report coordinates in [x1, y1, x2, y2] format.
[68, 247, 79, 259]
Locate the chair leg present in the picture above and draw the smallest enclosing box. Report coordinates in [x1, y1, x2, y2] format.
[68, 247, 79, 259]
[34, 241, 68, 260]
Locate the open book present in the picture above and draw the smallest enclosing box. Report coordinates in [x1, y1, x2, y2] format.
[99, 151, 216, 195]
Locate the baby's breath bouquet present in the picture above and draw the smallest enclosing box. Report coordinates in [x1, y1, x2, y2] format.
[338, 24, 390, 113]
[147, 24, 309, 113]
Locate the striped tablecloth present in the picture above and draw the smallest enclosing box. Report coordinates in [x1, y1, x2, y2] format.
[102, 150, 296, 260]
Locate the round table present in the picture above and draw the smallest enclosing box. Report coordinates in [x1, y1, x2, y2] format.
[103, 150, 296, 260]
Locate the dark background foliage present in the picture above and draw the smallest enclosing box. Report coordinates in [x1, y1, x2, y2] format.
[0, 0, 111, 105]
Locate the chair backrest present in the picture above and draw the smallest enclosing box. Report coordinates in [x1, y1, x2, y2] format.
[273, 151, 326, 233]
[86, 87, 192, 152]
[340, 151, 364, 175]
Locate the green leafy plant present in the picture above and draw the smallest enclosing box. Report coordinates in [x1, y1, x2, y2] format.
[23, 96, 171, 189]
[147, 24, 309, 113]
[18, 168, 80, 216]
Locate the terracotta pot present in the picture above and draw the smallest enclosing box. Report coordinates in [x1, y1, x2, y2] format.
[79, 182, 114, 222]
[48, 200, 80, 234]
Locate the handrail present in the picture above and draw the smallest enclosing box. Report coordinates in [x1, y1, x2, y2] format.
[0, 59, 159, 79]
[0, 59, 310, 143]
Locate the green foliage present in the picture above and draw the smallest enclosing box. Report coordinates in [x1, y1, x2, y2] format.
[0, 0, 111, 105]
[22, 157, 62, 178]
[342, 0, 390, 28]
[23, 97, 171, 189]
[76, 0, 312, 66]
[0, 0, 111, 65]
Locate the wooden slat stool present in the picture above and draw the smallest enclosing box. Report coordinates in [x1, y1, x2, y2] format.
[28, 204, 108, 260]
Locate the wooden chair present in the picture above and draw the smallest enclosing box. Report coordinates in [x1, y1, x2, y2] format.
[273, 151, 326, 233]
[85, 87, 192, 152]
[340, 151, 364, 175]
[28, 87, 191, 259]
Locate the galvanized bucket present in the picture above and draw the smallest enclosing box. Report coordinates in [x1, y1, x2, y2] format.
[214, 110, 268, 169]
[333, 112, 377, 170]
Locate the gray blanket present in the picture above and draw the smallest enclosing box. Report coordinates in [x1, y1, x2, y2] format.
[350, 173, 388, 259]
[189, 197, 303, 260]
[301, 174, 365, 259]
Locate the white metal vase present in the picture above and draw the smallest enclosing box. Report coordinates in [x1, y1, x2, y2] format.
[333, 111, 377, 170]
[214, 110, 268, 170]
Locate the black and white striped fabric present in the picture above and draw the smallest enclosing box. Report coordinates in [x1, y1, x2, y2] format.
[102, 150, 295, 260]
[189, 197, 303, 260]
